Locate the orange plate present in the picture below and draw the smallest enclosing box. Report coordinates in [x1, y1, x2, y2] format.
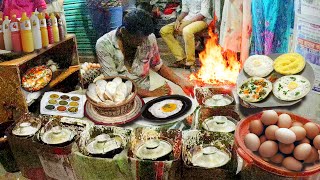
[21, 65, 52, 92]
[235, 111, 320, 177]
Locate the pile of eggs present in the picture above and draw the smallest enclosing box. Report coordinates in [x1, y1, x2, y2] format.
[244, 110, 320, 171]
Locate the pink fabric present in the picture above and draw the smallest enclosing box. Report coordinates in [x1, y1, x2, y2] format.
[2, 0, 47, 18]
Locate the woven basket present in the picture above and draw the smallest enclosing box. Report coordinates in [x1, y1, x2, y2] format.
[86, 76, 138, 117]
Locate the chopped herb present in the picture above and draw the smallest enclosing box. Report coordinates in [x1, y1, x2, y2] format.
[283, 91, 288, 95]
[290, 77, 296, 81]
[295, 92, 300, 96]
[278, 84, 283, 91]
[301, 80, 306, 83]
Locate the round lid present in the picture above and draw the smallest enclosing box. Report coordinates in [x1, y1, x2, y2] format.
[12, 122, 41, 137]
[204, 94, 233, 107]
[86, 134, 122, 155]
[135, 139, 173, 160]
[202, 116, 236, 133]
[41, 126, 75, 145]
[191, 146, 231, 168]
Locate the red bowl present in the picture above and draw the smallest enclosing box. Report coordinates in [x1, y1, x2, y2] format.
[235, 111, 320, 177]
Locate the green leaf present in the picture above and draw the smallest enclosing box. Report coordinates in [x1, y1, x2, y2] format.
[295, 92, 300, 96]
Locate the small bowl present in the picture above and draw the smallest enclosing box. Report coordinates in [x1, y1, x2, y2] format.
[86, 134, 124, 158]
[57, 106, 67, 112]
[69, 102, 79, 107]
[202, 94, 234, 108]
[59, 100, 68, 106]
[191, 145, 231, 168]
[48, 99, 57, 105]
[202, 116, 237, 133]
[41, 126, 75, 145]
[134, 139, 173, 161]
[71, 96, 80, 101]
[68, 107, 78, 114]
[49, 94, 59, 99]
[60, 95, 70, 100]
[45, 105, 56, 111]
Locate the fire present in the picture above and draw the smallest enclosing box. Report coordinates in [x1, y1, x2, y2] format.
[190, 25, 241, 85]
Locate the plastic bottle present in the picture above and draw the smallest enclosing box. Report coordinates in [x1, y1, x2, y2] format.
[45, 13, 54, 44]
[3, 16, 12, 51]
[10, 15, 22, 52]
[0, 18, 5, 49]
[55, 13, 65, 40]
[20, 12, 34, 53]
[38, 13, 49, 48]
[50, 13, 59, 43]
[30, 12, 42, 50]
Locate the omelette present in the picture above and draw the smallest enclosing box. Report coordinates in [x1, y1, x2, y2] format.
[273, 75, 311, 101]
[237, 77, 273, 102]
[274, 53, 306, 75]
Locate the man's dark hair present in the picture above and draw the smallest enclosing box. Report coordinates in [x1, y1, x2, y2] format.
[123, 8, 154, 36]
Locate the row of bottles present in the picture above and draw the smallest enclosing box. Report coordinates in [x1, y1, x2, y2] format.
[0, 12, 66, 53]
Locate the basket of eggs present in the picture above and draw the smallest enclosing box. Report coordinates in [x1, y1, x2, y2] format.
[235, 110, 320, 178]
[86, 76, 137, 117]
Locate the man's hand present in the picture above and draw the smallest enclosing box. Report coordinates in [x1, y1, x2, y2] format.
[174, 20, 181, 31]
[179, 80, 194, 97]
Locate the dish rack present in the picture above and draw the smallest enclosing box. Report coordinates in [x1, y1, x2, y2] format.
[0, 34, 81, 123]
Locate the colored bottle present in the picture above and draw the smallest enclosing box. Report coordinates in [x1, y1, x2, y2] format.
[20, 12, 34, 53]
[10, 15, 22, 52]
[38, 13, 49, 48]
[45, 13, 54, 44]
[55, 13, 65, 40]
[50, 13, 59, 43]
[0, 18, 5, 49]
[3, 16, 12, 51]
[31, 12, 42, 50]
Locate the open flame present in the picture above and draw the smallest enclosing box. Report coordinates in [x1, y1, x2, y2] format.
[190, 24, 241, 86]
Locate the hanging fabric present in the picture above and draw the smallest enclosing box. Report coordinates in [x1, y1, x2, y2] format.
[250, 0, 294, 55]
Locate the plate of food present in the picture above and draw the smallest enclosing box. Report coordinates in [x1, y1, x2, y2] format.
[141, 95, 192, 122]
[21, 65, 53, 92]
[237, 53, 315, 108]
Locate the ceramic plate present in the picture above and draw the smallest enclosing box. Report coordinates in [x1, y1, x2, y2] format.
[237, 54, 315, 108]
[141, 95, 192, 122]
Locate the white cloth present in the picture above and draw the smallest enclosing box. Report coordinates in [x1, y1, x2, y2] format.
[181, 0, 212, 24]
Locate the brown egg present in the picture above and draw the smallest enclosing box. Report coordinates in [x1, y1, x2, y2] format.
[261, 110, 278, 125]
[282, 157, 303, 171]
[277, 114, 292, 128]
[270, 153, 284, 164]
[299, 137, 311, 144]
[313, 135, 320, 150]
[304, 147, 319, 163]
[265, 125, 279, 140]
[249, 120, 264, 136]
[259, 135, 267, 144]
[304, 122, 320, 139]
[289, 126, 306, 141]
[279, 143, 295, 154]
[275, 128, 296, 144]
[259, 141, 278, 158]
[292, 122, 304, 127]
[244, 133, 261, 151]
[294, 143, 312, 160]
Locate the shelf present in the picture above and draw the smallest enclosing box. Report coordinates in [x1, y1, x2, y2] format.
[49, 65, 80, 88]
[0, 34, 76, 66]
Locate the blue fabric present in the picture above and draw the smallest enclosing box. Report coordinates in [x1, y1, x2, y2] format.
[250, 0, 294, 55]
[87, 4, 123, 38]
